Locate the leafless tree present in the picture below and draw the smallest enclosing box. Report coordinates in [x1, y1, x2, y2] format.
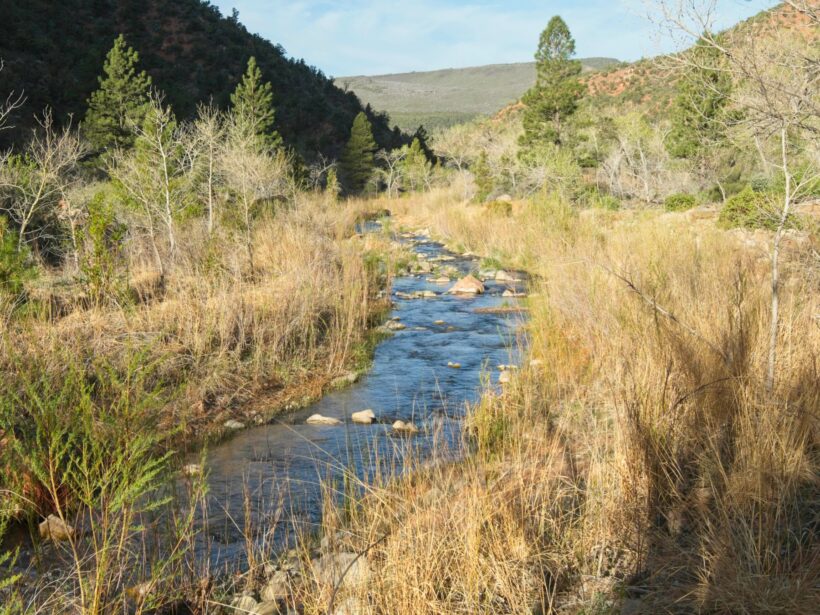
[183, 103, 225, 236]
[653, 0, 820, 391]
[0, 110, 86, 253]
[0, 60, 26, 134]
[376, 148, 407, 198]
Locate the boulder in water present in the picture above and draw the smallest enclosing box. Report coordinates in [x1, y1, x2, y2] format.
[351, 409, 376, 424]
[392, 420, 419, 434]
[307, 414, 342, 426]
[448, 275, 485, 295]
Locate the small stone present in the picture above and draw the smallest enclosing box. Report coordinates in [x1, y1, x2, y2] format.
[231, 594, 258, 613]
[224, 420, 245, 430]
[447, 362, 461, 369]
[306, 414, 343, 426]
[182, 464, 202, 477]
[428, 276, 451, 284]
[495, 270, 521, 282]
[38, 514, 73, 542]
[260, 570, 291, 602]
[502, 290, 526, 298]
[385, 320, 406, 331]
[392, 420, 419, 433]
[351, 409, 376, 424]
[499, 371, 512, 385]
[434, 320, 446, 325]
[418, 290, 437, 298]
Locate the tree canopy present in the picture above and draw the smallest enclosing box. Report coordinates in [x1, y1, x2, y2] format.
[339, 112, 377, 194]
[230, 57, 282, 151]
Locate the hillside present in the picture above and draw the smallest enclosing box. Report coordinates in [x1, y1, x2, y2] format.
[0, 0, 405, 158]
[336, 58, 620, 132]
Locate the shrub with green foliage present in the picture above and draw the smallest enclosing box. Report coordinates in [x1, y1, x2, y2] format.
[472, 150, 493, 203]
[0, 216, 36, 298]
[718, 186, 799, 231]
[664, 193, 698, 212]
[79, 190, 127, 306]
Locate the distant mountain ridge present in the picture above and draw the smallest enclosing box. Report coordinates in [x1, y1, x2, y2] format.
[335, 58, 621, 131]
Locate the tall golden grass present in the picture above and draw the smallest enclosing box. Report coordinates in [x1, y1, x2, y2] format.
[303, 189, 818, 614]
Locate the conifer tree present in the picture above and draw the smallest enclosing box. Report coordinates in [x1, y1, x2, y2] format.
[520, 16, 584, 149]
[667, 38, 731, 160]
[230, 57, 281, 151]
[472, 150, 493, 202]
[84, 35, 153, 152]
[339, 112, 377, 194]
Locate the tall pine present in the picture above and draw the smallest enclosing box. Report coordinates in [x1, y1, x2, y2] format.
[230, 57, 281, 151]
[667, 37, 731, 160]
[84, 35, 153, 152]
[520, 16, 584, 149]
[339, 112, 377, 194]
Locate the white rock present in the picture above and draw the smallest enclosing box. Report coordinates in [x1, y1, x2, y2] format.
[434, 320, 446, 325]
[224, 420, 245, 430]
[385, 320, 406, 331]
[306, 414, 343, 426]
[260, 570, 291, 602]
[392, 420, 419, 433]
[312, 552, 370, 589]
[428, 276, 451, 284]
[499, 371, 512, 385]
[351, 409, 376, 425]
[182, 464, 202, 477]
[502, 290, 526, 298]
[447, 362, 462, 369]
[495, 270, 521, 282]
[231, 594, 258, 613]
[39, 514, 73, 542]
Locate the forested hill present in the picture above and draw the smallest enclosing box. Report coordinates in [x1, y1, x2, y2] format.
[0, 0, 404, 158]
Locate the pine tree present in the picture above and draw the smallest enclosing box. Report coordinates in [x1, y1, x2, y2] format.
[84, 35, 153, 152]
[667, 38, 731, 160]
[520, 16, 584, 149]
[472, 150, 493, 202]
[230, 57, 281, 151]
[339, 112, 377, 194]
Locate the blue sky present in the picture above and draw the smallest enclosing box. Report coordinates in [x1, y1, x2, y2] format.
[212, 0, 777, 77]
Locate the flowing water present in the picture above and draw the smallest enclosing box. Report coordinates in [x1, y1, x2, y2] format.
[193, 228, 527, 568]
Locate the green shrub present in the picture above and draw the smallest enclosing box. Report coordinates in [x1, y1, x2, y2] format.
[484, 200, 512, 217]
[0, 216, 36, 298]
[595, 194, 621, 211]
[664, 193, 698, 212]
[718, 186, 800, 231]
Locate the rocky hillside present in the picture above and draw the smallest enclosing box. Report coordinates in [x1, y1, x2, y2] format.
[336, 58, 620, 132]
[0, 0, 405, 158]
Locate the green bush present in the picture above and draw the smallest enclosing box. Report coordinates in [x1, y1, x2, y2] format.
[0, 216, 36, 298]
[664, 193, 698, 212]
[484, 200, 512, 217]
[718, 186, 800, 231]
[595, 194, 621, 211]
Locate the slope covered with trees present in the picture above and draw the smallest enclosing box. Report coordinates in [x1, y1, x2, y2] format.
[0, 0, 404, 158]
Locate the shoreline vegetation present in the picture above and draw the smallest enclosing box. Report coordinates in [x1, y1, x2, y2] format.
[0, 1, 818, 613]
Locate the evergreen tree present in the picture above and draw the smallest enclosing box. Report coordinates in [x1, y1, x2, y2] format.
[339, 112, 377, 194]
[472, 150, 493, 202]
[667, 37, 731, 160]
[84, 35, 153, 152]
[230, 57, 281, 151]
[520, 16, 584, 149]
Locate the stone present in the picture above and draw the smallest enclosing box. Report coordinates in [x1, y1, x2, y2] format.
[260, 570, 291, 602]
[231, 594, 258, 613]
[434, 320, 446, 325]
[448, 275, 485, 295]
[224, 420, 245, 430]
[447, 362, 461, 369]
[417, 290, 438, 298]
[478, 269, 497, 280]
[332, 596, 371, 615]
[428, 276, 451, 284]
[385, 320, 406, 331]
[182, 463, 202, 477]
[498, 364, 518, 371]
[496, 194, 513, 203]
[499, 371, 512, 385]
[495, 270, 520, 282]
[351, 409, 376, 425]
[38, 514, 73, 542]
[392, 420, 419, 434]
[502, 290, 526, 298]
[312, 552, 370, 589]
[306, 414, 343, 426]
[254, 601, 283, 615]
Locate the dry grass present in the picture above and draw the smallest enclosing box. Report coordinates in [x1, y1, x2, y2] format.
[302, 188, 819, 614]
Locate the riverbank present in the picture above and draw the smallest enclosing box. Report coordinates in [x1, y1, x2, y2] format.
[254, 189, 817, 614]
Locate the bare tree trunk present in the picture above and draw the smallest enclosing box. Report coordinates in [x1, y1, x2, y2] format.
[766, 127, 792, 393]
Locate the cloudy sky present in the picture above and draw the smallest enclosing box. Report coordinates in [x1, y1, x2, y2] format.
[211, 0, 776, 77]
